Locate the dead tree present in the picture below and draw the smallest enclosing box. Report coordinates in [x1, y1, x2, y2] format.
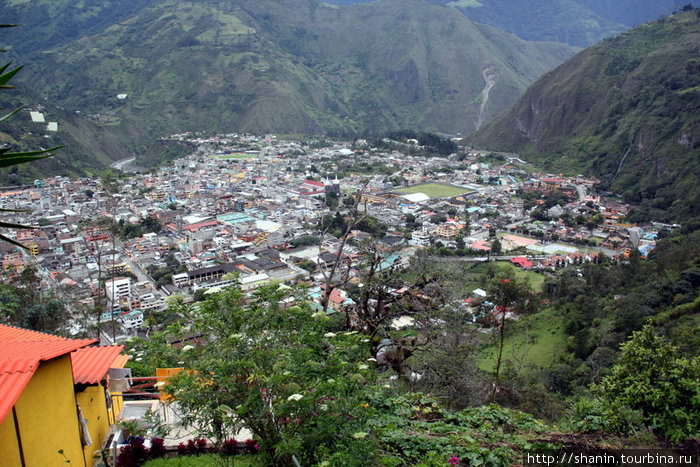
[318, 179, 370, 314]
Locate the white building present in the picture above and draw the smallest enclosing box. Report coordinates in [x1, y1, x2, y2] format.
[408, 228, 431, 247]
[105, 277, 132, 302]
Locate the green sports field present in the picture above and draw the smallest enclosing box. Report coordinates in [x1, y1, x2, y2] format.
[397, 183, 471, 199]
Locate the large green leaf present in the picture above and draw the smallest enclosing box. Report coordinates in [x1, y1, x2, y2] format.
[0, 220, 34, 230]
[0, 105, 24, 123]
[0, 24, 55, 250]
[0, 63, 22, 88]
[0, 232, 28, 249]
[0, 207, 30, 213]
[0, 146, 62, 168]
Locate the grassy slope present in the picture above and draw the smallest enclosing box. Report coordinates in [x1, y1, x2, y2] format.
[469, 262, 546, 292]
[468, 11, 700, 223]
[468, 262, 559, 372]
[478, 307, 567, 372]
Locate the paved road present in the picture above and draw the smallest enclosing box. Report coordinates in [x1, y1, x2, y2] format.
[111, 237, 159, 288]
[122, 254, 155, 286]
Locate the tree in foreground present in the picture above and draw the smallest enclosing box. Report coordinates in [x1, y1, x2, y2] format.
[165, 284, 380, 466]
[595, 324, 700, 442]
[488, 274, 538, 403]
[131, 281, 608, 466]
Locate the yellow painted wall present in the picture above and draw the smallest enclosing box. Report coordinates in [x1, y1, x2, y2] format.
[110, 389, 124, 425]
[0, 413, 22, 467]
[76, 385, 110, 466]
[14, 355, 86, 467]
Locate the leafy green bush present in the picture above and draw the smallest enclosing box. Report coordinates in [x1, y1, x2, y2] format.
[568, 396, 644, 435]
[367, 393, 552, 466]
[164, 285, 381, 466]
[594, 325, 700, 442]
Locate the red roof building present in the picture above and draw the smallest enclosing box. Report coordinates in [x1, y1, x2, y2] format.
[298, 179, 325, 195]
[71, 345, 125, 385]
[471, 240, 491, 251]
[182, 219, 219, 232]
[0, 325, 98, 466]
[509, 257, 534, 269]
[0, 325, 128, 466]
[0, 325, 96, 425]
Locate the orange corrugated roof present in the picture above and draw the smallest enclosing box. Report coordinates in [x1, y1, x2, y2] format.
[0, 325, 97, 425]
[111, 354, 130, 369]
[71, 345, 125, 385]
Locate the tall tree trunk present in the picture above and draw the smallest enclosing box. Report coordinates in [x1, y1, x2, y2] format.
[491, 308, 506, 403]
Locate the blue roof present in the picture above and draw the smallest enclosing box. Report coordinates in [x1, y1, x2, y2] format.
[378, 254, 400, 272]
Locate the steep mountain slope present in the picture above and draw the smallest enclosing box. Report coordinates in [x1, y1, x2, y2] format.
[3, 0, 575, 140]
[0, 87, 190, 184]
[439, 0, 626, 47]
[323, 0, 694, 47]
[468, 10, 700, 223]
[577, 0, 692, 26]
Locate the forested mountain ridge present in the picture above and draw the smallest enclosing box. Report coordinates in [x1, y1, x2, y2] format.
[324, 0, 694, 47]
[468, 9, 700, 224]
[2, 0, 575, 141]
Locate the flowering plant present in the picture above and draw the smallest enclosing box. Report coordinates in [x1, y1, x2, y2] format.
[165, 285, 378, 466]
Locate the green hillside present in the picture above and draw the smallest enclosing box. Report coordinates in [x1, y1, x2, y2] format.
[468, 10, 700, 223]
[0, 87, 190, 184]
[324, 0, 692, 47]
[3, 0, 576, 142]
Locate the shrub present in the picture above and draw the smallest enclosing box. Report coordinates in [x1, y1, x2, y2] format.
[220, 438, 238, 456]
[117, 438, 148, 467]
[149, 438, 166, 459]
[595, 325, 700, 442]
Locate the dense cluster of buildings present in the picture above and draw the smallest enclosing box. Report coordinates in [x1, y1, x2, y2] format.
[0, 134, 667, 340]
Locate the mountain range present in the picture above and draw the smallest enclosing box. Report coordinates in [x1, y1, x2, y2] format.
[3, 0, 576, 139]
[324, 0, 693, 47]
[468, 9, 700, 223]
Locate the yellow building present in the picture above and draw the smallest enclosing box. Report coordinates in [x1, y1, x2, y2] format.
[71, 345, 129, 464]
[0, 325, 127, 467]
[24, 242, 39, 256]
[436, 223, 461, 239]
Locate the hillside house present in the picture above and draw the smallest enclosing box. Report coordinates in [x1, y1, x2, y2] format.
[0, 325, 128, 467]
[71, 345, 129, 464]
